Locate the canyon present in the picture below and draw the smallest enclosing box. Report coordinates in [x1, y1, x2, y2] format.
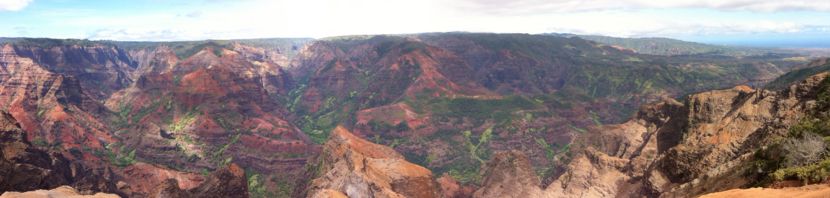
[0, 34, 827, 197]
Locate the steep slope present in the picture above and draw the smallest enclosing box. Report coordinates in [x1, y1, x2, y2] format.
[107, 42, 314, 197]
[0, 38, 309, 197]
[0, 38, 136, 99]
[286, 33, 807, 186]
[0, 111, 120, 196]
[473, 151, 546, 198]
[0, 43, 121, 163]
[0, 107, 252, 198]
[532, 72, 829, 197]
[766, 58, 830, 90]
[151, 164, 249, 198]
[300, 126, 439, 198]
[465, 72, 830, 197]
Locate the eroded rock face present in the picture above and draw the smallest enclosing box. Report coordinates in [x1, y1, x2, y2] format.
[1, 40, 315, 197]
[539, 73, 830, 197]
[150, 164, 248, 198]
[468, 73, 830, 197]
[108, 45, 313, 176]
[474, 151, 545, 198]
[3, 43, 136, 100]
[113, 162, 205, 197]
[304, 126, 440, 198]
[0, 44, 116, 157]
[0, 111, 119, 196]
[437, 174, 474, 198]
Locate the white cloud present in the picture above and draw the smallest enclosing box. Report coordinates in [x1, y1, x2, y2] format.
[457, 0, 830, 14]
[0, 0, 32, 11]
[36, 0, 825, 41]
[535, 12, 830, 38]
[84, 0, 465, 40]
[88, 29, 187, 41]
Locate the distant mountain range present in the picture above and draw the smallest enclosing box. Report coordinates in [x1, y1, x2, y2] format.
[544, 33, 814, 57]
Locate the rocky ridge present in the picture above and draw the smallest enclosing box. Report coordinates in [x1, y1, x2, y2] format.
[0, 111, 121, 196]
[0, 44, 117, 158]
[151, 164, 248, 198]
[302, 126, 439, 198]
[467, 72, 830, 197]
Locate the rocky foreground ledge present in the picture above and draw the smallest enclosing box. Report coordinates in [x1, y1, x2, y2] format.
[699, 184, 830, 198]
[0, 186, 119, 198]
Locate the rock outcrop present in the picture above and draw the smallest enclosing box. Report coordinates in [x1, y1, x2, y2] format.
[150, 164, 248, 198]
[539, 73, 830, 197]
[113, 162, 205, 197]
[303, 126, 439, 198]
[0, 44, 116, 156]
[473, 151, 545, 198]
[0, 186, 120, 198]
[465, 72, 830, 197]
[0, 111, 119, 195]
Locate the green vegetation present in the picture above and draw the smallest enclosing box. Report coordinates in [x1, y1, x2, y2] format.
[790, 76, 830, 138]
[170, 112, 198, 132]
[589, 111, 603, 125]
[573, 34, 789, 56]
[298, 112, 342, 144]
[36, 107, 47, 119]
[247, 173, 274, 198]
[569, 125, 587, 134]
[287, 85, 365, 144]
[462, 127, 493, 164]
[413, 96, 542, 126]
[748, 77, 830, 186]
[766, 61, 830, 90]
[31, 137, 49, 147]
[788, 118, 830, 138]
[112, 38, 311, 60]
[772, 158, 830, 185]
[247, 170, 296, 198]
[535, 138, 555, 160]
[29, 33, 808, 192]
[206, 133, 241, 167]
[115, 149, 138, 167]
[131, 99, 162, 123]
[366, 120, 410, 134]
[446, 166, 481, 184]
[423, 127, 499, 185]
[94, 143, 138, 167]
[0, 38, 110, 48]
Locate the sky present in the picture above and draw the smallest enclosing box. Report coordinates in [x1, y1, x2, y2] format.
[0, 0, 829, 47]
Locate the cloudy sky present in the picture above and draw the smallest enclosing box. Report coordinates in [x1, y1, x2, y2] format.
[1, 0, 828, 47]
